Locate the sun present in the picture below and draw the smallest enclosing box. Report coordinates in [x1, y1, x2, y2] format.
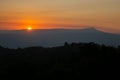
[27, 26, 32, 30]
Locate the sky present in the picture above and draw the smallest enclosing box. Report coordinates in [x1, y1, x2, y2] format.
[0, 0, 120, 33]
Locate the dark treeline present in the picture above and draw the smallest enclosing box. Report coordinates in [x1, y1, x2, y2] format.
[0, 42, 120, 80]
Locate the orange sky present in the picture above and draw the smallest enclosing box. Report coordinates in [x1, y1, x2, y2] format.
[0, 0, 120, 33]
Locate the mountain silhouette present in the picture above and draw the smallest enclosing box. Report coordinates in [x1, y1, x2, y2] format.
[0, 28, 120, 48]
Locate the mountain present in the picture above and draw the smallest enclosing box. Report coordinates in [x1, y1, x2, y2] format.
[0, 28, 120, 48]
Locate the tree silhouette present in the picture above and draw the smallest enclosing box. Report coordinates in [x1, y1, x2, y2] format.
[0, 42, 120, 79]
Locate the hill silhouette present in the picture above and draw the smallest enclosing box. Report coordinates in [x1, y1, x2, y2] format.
[0, 28, 120, 48]
[0, 42, 120, 80]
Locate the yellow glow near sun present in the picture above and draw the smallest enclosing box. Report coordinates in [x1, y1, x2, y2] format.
[27, 26, 32, 30]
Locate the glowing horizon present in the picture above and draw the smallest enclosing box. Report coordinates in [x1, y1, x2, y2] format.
[0, 0, 120, 33]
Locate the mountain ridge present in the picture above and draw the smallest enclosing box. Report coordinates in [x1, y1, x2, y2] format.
[0, 28, 119, 35]
[0, 28, 120, 48]
[0, 28, 114, 33]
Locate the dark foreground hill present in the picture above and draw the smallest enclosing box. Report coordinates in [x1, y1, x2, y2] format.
[0, 42, 120, 80]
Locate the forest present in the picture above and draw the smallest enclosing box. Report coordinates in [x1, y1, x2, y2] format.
[0, 42, 120, 80]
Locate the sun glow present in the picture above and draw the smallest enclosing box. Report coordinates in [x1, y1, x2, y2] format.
[27, 26, 32, 30]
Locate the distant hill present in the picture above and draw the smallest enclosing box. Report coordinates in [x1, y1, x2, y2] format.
[0, 28, 120, 48]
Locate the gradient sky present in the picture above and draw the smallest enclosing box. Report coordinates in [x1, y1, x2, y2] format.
[0, 0, 120, 33]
